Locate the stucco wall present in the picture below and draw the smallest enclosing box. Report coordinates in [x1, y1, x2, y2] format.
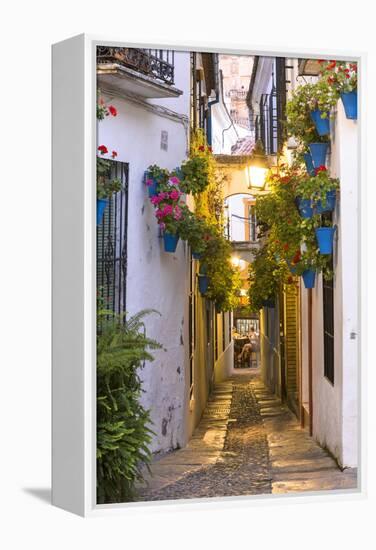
[97, 53, 191, 454]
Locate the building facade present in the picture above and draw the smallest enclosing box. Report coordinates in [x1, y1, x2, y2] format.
[97, 48, 235, 456]
[248, 56, 359, 468]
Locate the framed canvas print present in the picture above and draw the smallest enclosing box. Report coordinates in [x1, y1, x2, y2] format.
[52, 35, 364, 516]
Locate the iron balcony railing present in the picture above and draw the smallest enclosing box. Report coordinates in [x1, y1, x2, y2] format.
[97, 47, 175, 85]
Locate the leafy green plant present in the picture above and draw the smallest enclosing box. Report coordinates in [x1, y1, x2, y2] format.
[305, 79, 339, 116]
[177, 211, 212, 254]
[145, 164, 171, 187]
[97, 157, 122, 199]
[97, 308, 162, 504]
[295, 166, 339, 206]
[180, 155, 211, 195]
[248, 244, 284, 312]
[286, 83, 328, 147]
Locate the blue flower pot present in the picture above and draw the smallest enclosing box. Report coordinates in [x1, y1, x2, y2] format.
[303, 152, 315, 176]
[341, 90, 357, 120]
[192, 251, 202, 260]
[310, 109, 330, 136]
[315, 190, 337, 214]
[163, 233, 179, 253]
[262, 299, 275, 308]
[144, 172, 159, 198]
[309, 142, 329, 169]
[297, 197, 314, 219]
[302, 269, 316, 289]
[197, 274, 209, 295]
[315, 227, 336, 254]
[97, 198, 108, 226]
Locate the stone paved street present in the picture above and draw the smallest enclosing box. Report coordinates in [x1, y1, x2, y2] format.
[136, 370, 357, 502]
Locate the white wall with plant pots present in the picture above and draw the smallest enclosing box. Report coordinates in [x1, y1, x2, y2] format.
[301, 101, 358, 468]
[97, 52, 192, 454]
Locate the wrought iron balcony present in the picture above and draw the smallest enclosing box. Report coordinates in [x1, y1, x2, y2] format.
[97, 47, 175, 86]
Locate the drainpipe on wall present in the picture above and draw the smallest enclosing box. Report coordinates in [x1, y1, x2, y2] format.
[206, 53, 220, 146]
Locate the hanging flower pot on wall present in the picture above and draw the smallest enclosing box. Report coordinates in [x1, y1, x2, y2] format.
[309, 142, 329, 169]
[310, 109, 330, 136]
[315, 190, 337, 214]
[315, 226, 336, 254]
[303, 152, 315, 176]
[192, 251, 202, 260]
[302, 269, 316, 289]
[97, 198, 108, 226]
[163, 232, 179, 253]
[340, 90, 357, 120]
[144, 172, 159, 198]
[197, 274, 209, 295]
[296, 197, 314, 219]
[262, 298, 275, 308]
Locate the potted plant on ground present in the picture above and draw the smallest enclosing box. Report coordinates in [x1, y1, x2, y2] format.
[319, 60, 358, 120]
[97, 154, 122, 225]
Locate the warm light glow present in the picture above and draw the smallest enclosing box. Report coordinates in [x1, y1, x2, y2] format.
[230, 255, 240, 267]
[238, 259, 246, 271]
[239, 289, 247, 296]
[248, 165, 268, 189]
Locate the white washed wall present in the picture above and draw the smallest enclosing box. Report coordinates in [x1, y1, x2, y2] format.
[301, 100, 358, 467]
[97, 53, 191, 453]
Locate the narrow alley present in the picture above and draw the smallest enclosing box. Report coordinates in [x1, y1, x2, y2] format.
[92, 47, 360, 506]
[137, 370, 357, 501]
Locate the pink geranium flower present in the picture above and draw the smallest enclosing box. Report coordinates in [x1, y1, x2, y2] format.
[170, 189, 180, 201]
[163, 204, 173, 216]
[150, 195, 161, 205]
[145, 178, 153, 187]
[174, 205, 182, 220]
[169, 176, 180, 185]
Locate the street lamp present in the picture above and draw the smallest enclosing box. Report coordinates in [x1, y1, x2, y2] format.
[247, 140, 269, 191]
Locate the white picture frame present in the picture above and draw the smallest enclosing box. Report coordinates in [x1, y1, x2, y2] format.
[52, 34, 366, 517]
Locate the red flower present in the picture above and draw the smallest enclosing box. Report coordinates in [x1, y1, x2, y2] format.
[350, 63, 357, 71]
[287, 276, 293, 284]
[345, 74, 350, 79]
[283, 243, 289, 251]
[198, 145, 205, 152]
[280, 176, 290, 184]
[318, 59, 325, 64]
[111, 150, 118, 159]
[98, 145, 108, 155]
[292, 250, 301, 264]
[315, 165, 327, 174]
[327, 76, 335, 84]
[108, 105, 117, 116]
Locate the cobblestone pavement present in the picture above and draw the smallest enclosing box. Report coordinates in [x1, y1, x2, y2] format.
[136, 370, 357, 502]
